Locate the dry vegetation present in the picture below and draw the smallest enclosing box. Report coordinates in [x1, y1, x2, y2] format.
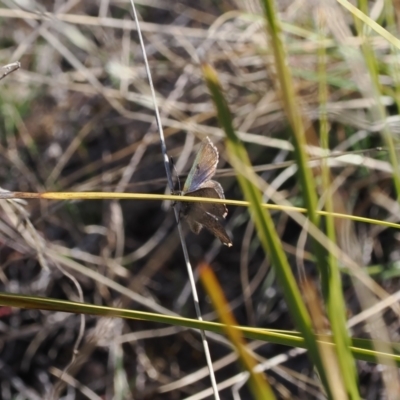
[0, 0, 399, 399]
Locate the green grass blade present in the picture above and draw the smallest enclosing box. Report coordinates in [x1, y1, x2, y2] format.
[201, 61, 336, 398]
[260, 1, 360, 397]
[317, 16, 360, 399]
[1, 292, 399, 366]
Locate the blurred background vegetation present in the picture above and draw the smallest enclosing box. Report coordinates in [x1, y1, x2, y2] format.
[0, 0, 400, 399]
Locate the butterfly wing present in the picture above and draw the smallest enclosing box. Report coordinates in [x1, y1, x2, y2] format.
[199, 213, 231, 247]
[185, 202, 232, 247]
[183, 186, 232, 246]
[198, 180, 226, 208]
[185, 186, 227, 218]
[180, 139, 231, 246]
[182, 137, 218, 193]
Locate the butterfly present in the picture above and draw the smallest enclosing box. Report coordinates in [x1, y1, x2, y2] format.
[179, 137, 232, 247]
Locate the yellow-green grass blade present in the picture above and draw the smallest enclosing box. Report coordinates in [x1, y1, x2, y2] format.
[200, 264, 276, 399]
[2, 192, 400, 232]
[317, 16, 359, 398]
[354, 0, 400, 200]
[0, 292, 399, 366]
[337, 0, 400, 50]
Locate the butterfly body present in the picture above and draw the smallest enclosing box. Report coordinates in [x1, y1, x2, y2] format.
[180, 137, 232, 247]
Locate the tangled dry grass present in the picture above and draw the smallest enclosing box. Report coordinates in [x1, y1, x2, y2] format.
[0, 0, 400, 399]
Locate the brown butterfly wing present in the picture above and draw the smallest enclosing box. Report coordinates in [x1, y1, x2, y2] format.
[196, 180, 227, 214]
[185, 202, 232, 246]
[183, 185, 231, 246]
[180, 140, 232, 246]
[187, 219, 202, 234]
[185, 186, 227, 219]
